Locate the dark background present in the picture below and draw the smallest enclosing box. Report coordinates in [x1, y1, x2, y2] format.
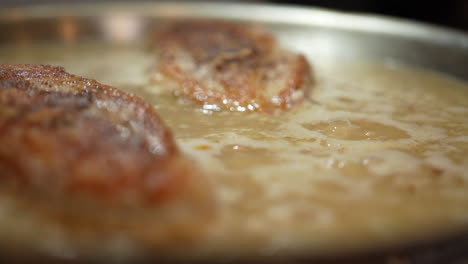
[270, 1, 468, 31]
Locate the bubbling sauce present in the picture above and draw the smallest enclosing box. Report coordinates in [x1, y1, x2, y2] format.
[1, 42, 468, 259]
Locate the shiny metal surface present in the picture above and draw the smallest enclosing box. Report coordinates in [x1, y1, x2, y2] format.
[1, 2, 468, 80]
[0, 2, 468, 263]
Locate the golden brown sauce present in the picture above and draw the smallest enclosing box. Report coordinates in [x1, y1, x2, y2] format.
[302, 119, 410, 140]
[1, 42, 468, 259]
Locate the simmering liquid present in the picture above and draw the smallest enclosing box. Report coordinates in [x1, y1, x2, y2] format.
[1, 42, 468, 259]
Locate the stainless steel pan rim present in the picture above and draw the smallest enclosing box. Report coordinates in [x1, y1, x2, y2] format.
[1, 1, 468, 48]
[2, 1, 468, 80]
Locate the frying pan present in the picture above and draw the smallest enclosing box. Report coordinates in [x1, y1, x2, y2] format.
[1, 2, 468, 263]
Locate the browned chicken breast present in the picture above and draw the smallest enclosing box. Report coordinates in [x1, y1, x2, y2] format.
[0, 64, 213, 259]
[152, 20, 313, 112]
[0, 64, 210, 206]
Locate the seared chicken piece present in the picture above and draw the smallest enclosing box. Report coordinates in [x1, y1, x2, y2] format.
[0, 64, 213, 260]
[0, 64, 210, 208]
[152, 20, 313, 112]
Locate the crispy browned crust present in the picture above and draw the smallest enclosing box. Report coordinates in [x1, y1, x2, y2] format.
[0, 64, 204, 207]
[152, 20, 313, 112]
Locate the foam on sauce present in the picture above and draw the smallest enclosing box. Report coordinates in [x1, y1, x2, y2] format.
[1, 42, 468, 258]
